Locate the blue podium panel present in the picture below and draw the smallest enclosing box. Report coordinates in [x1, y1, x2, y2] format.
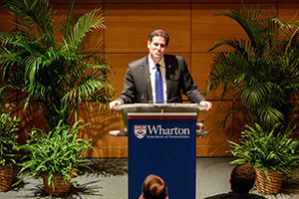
[128, 112, 197, 199]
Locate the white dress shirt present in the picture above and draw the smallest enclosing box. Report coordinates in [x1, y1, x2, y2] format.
[148, 54, 167, 103]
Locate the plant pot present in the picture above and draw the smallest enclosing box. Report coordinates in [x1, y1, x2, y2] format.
[256, 168, 284, 195]
[42, 173, 71, 196]
[0, 163, 13, 192]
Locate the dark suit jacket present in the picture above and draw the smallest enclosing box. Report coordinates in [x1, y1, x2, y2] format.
[119, 54, 205, 103]
[204, 192, 267, 199]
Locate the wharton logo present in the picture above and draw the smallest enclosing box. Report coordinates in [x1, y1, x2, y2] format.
[134, 125, 147, 139]
[134, 125, 190, 139]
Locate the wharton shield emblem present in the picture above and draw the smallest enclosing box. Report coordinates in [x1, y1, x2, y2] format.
[134, 125, 147, 139]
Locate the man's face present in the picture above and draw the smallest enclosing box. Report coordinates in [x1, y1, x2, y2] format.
[147, 36, 167, 62]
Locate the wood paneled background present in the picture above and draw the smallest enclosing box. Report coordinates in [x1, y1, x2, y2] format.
[0, 0, 298, 157]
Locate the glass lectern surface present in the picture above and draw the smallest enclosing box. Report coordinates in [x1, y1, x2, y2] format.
[116, 103, 205, 131]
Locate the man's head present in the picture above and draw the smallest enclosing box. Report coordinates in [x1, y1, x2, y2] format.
[230, 163, 256, 193]
[148, 30, 170, 46]
[141, 174, 168, 199]
[147, 30, 169, 63]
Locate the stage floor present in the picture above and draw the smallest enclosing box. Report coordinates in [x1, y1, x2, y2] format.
[0, 157, 298, 199]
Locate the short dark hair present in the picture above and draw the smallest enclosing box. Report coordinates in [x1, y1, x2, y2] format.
[230, 163, 256, 193]
[142, 174, 168, 199]
[148, 30, 170, 46]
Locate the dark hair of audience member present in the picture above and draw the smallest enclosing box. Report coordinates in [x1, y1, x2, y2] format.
[142, 174, 168, 199]
[230, 163, 256, 193]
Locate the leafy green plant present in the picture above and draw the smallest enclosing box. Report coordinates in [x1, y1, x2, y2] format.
[19, 120, 92, 188]
[0, 88, 21, 166]
[0, 107, 21, 166]
[229, 123, 299, 176]
[206, 5, 299, 130]
[0, 0, 113, 130]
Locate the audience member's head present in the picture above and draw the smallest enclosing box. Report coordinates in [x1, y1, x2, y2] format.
[139, 174, 168, 199]
[230, 163, 256, 193]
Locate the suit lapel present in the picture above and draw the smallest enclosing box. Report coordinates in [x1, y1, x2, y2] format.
[164, 55, 172, 100]
[143, 56, 153, 102]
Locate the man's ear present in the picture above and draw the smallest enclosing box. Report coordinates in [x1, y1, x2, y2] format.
[147, 41, 151, 49]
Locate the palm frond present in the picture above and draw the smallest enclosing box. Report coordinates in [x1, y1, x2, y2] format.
[241, 82, 274, 107]
[0, 0, 113, 129]
[257, 106, 284, 129]
[63, 77, 108, 104]
[64, 0, 75, 39]
[64, 9, 105, 51]
[5, 0, 54, 44]
[210, 39, 252, 61]
[215, 5, 274, 55]
[207, 5, 298, 128]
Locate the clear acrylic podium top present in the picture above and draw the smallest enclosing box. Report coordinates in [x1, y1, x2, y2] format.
[115, 103, 206, 112]
[115, 103, 206, 132]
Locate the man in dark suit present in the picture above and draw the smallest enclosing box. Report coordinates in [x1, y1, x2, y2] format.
[204, 163, 267, 199]
[109, 30, 212, 111]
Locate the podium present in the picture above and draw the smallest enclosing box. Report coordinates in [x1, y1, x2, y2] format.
[112, 103, 206, 199]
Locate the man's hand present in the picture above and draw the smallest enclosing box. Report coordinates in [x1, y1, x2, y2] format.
[199, 100, 212, 111]
[109, 99, 124, 110]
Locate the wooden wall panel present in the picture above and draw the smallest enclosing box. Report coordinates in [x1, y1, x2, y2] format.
[196, 101, 234, 156]
[104, 3, 191, 53]
[278, 2, 299, 21]
[79, 103, 128, 157]
[105, 0, 191, 3]
[1, 0, 298, 157]
[191, 3, 277, 53]
[191, 52, 232, 99]
[191, 3, 248, 53]
[192, 0, 277, 2]
[50, 0, 103, 9]
[0, 10, 15, 32]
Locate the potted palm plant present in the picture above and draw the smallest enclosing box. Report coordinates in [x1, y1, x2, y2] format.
[206, 5, 299, 196]
[229, 122, 299, 195]
[0, 88, 21, 192]
[0, 1, 112, 195]
[206, 5, 298, 130]
[0, 0, 113, 130]
[19, 119, 92, 196]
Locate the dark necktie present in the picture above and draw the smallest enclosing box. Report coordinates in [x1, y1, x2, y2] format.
[155, 63, 164, 103]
